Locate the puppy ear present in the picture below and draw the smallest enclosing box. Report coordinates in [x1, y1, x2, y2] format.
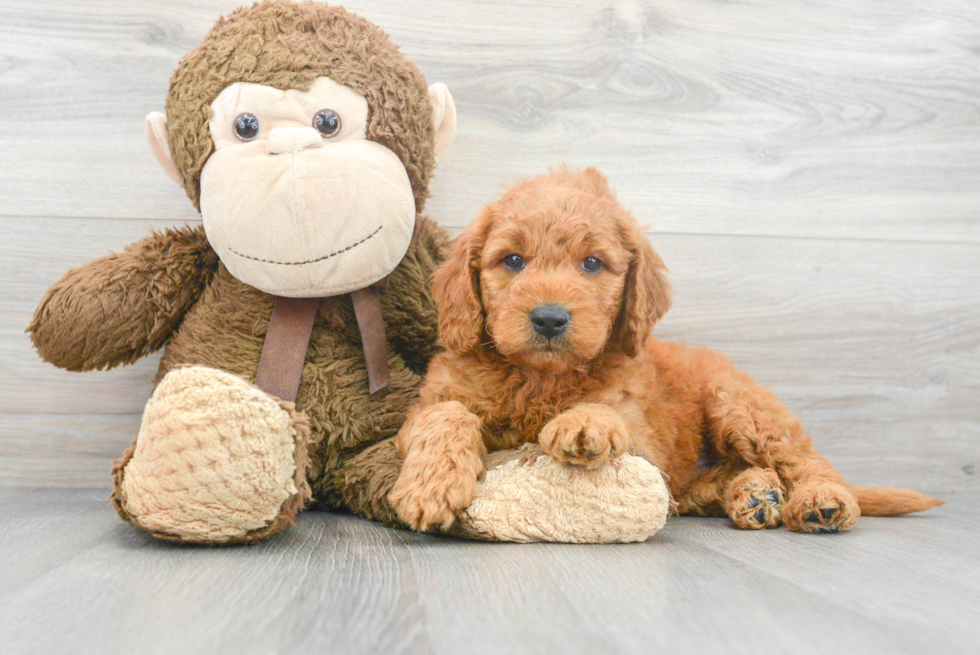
[431, 214, 488, 353]
[611, 234, 672, 356]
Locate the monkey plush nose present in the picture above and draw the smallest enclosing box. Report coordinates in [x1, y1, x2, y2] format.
[529, 304, 570, 339]
[266, 127, 322, 155]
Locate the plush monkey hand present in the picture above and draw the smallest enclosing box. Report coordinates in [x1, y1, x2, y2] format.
[337, 439, 671, 543]
[454, 445, 671, 543]
[28, 226, 217, 371]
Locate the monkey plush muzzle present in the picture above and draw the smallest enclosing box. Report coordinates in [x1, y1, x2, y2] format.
[201, 137, 415, 298]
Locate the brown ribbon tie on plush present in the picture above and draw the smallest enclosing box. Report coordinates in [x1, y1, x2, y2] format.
[350, 278, 391, 395]
[254, 277, 390, 402]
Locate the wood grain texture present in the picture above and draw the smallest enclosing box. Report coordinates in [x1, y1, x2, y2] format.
[1, 0, 978, 492]
[1, 0, 979, 241]
[0, 488, 977, 654]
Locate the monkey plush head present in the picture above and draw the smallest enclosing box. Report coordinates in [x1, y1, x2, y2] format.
[145, 1, 456, 297]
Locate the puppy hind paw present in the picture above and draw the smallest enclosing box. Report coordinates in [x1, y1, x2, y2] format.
[725, 468, 784, 530]
[783, 483, 859, 533]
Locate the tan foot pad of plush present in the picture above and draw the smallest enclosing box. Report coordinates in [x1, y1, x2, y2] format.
[118, 366, 308, 543]
[456, 445, 671, 543]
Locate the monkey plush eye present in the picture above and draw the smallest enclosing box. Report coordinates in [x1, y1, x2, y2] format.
[503, 254, 526, 271]
[582, 256, 603, 273]
[313, 109, 342, 137]
[233, 113, 260, 142]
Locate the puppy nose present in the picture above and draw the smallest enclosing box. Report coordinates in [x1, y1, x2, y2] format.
[266, 127, 322, 155]
[529, 304, 570, 338]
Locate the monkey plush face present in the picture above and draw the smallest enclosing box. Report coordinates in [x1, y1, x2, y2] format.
[144, 1, 456, 298]
[198, 77, 417, 297]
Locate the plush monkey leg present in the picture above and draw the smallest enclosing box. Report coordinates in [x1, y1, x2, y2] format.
[336, 440, 671, 543]
[110, 366, 312, 544]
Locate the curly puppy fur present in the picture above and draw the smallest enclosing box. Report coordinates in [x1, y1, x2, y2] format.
[390, 167, 944, 533]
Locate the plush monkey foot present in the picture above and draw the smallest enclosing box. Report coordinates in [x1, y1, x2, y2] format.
[452, 445, 671, 543]
[111, 366, 312, 544]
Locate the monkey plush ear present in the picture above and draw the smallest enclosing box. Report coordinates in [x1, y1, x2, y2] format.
[145, 112, 182, 186]
[428, 83, 457, 164]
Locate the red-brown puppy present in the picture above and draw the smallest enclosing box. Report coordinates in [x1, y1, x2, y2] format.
[389, 167, 943, 533]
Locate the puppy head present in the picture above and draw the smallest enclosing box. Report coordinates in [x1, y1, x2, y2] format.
[432, 167, 672, 371]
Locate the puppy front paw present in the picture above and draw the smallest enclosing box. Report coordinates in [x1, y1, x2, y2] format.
[388, 456, 481, 532]
[539, 404, 630, 469]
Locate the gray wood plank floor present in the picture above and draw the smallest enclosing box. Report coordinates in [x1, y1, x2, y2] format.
[1, 487, 976, 655]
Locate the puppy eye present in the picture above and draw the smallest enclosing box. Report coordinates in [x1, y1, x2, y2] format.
[582, 256, 603, 273]
[503, 254, 526, 271]
[233, 113, 260, 142]
[313, 109, 342, 137]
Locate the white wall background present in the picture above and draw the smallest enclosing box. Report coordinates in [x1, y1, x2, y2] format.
[1, 0, 977, 493]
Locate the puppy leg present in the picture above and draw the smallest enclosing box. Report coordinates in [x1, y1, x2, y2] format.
[539, 404, 631, 469]
[704, 367, 858, 533]
[675, 461, 744, 517]
[389, 401, 486, 531]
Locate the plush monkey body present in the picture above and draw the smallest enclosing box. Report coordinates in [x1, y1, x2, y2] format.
[30, 1, 457, 542]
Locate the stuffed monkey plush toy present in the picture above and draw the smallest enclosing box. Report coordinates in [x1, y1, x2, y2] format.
[29, 1, 669, 544]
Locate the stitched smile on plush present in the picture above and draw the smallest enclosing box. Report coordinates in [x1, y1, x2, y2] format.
[199, 77, 417, 298]
[227, 224, 384, 266]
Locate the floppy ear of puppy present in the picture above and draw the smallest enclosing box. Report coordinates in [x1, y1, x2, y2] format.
[431, 210, 492, 353]
[611, 233, 673, 356]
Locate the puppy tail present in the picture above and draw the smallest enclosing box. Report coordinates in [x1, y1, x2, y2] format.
[848, 485, 945, 516]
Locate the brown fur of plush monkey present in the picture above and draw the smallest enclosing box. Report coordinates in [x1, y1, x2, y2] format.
[29, 1, 450, 543]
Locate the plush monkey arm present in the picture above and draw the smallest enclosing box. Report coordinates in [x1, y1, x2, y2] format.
[382, 215, 451, 375]
[28, 224, 218, 371]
